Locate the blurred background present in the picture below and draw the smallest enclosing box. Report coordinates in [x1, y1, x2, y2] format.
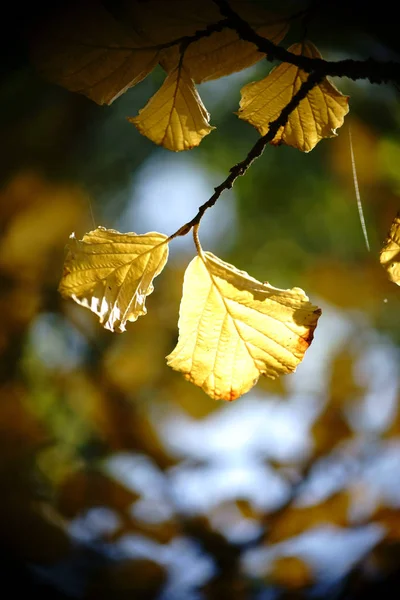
[1, 2, 400, 598]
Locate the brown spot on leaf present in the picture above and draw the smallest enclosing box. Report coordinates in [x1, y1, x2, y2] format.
[225, 389, 241, 402]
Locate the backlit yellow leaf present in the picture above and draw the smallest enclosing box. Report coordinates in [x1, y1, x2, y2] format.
[31, 2, 158, 105]
[166, 249, 321, 401]
[380, 214, 400, 285]
[58, 227, 169, 332]
[129, 66, 214, 151]
[238, 41, 349, 152]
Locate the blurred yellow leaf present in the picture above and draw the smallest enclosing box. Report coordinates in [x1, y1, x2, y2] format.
[312, 406, 353, 457]
[158, 2, 288, 82]
[167, 247, 321, 401]
[379, 138, 400, 193]
[103, 330, 165, 395]
[0, 285, 40, 358]
[0, 171, 84, 282]
[59, 227, 169, 332]
[129, 66, 214, 151]
[380, 213, 400, 285]
[267, 491, 349, 543]
[328, 347, 366, 407]
[31, 1, 158, 105]
[330, 118, 378, 185]
[238, 41, 349, 152]
[304, 259, 391, 313]
[269, 555, 313, 589]
[58, 469, 139, 518]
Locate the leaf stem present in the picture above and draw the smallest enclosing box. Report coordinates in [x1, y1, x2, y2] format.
[192, 223, 202, 256]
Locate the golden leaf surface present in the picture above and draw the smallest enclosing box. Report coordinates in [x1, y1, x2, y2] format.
[31, 2, 158, 105]
[59, 227, 169, 332]
[380, 214, 400, 285]
[238, 41, 349, 152]
[166, 250, 321, 401]
[129, 66, 214, 151]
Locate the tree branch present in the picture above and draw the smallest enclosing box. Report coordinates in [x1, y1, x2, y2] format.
[168, 70, 324, 240]
[214, 0, 400, 85]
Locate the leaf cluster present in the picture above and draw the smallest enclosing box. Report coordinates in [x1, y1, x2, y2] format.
[33, 0, 399, 400]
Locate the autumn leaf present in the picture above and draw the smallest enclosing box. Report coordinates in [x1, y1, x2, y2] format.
[31, 1, 158, 105]
[129, 66, 214, 151]
[166, 242, 321, 401]
[59, 227, 169, 332]
[30, 0, 289, 110]
[380, 213, 400, 285]
[238, 41, 349, 152]
[157, 1, 289, 83]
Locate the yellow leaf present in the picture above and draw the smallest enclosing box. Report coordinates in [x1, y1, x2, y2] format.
[58, 227, 169, 332]
[380, 213, 400, 285]
[158, 2, 289, 83]
[267, 491, 349, 543]
[166, 249, 321, 401]
[238, 41, 349, 152]
[129, 66, 214, 151]
[31, 2, 158, 105]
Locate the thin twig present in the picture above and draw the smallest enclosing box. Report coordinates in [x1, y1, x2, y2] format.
[214, 0, 400, 85]
[168, 70, 324, 240]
